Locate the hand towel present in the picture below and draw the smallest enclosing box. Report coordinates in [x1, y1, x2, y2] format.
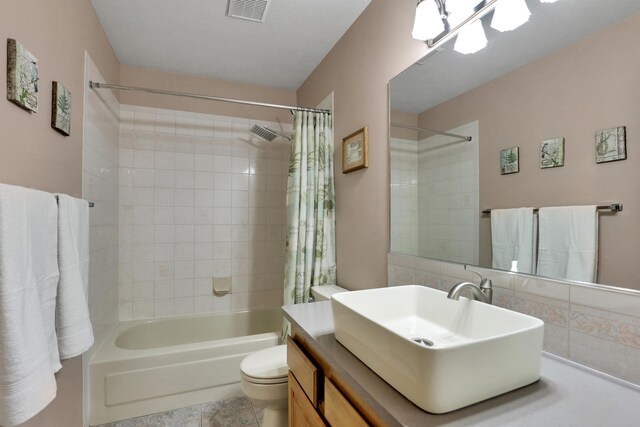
[491, 208, 536, 274]
[55, 194, 94, 359]
[537, 206, 598, 283]
[0, 183, 59, 427]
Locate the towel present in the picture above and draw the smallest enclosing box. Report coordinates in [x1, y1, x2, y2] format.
[537, 206, 598, 283]
[55, 194, 94, 359]
[0, 183, 59, 427]
[491, 208, 537, 274]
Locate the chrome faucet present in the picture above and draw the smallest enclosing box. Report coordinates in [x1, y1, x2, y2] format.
[447, 267, 493, 304]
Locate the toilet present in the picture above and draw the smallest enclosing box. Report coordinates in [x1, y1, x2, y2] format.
[240, 285, 347, 427]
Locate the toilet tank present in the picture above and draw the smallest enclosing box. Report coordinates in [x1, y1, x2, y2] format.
[311, 285, 347, 301]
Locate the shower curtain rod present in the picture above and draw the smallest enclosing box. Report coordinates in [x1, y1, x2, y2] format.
[88, 82, 331, 115]
[390, 123, 472, 142]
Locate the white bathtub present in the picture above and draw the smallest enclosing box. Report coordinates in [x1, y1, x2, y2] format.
[89, 308, 282, 426]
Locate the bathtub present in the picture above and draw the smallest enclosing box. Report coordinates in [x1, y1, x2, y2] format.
[89, 308, 282, 426]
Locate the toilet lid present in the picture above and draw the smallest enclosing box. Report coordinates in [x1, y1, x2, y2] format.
[241, 344, 288, 381]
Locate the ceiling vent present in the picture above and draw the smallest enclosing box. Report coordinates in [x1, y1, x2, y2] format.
[227, 0, 271, 23]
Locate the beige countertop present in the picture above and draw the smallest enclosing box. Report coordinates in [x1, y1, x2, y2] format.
[283, 301, 640, 427]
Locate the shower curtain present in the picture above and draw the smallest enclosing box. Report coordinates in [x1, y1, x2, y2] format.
[284, 111, 336, 306]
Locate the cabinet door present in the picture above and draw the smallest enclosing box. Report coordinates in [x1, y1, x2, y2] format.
[289, 371, 326, 427]
[324, 379, 369, 427]
[287, 336, 319, 406]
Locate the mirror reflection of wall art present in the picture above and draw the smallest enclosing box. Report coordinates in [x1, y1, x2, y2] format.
[342, 126, 369, 173]
[500, 147, 519, 175]
[595, 126, 626, 163]
[6, 38, 39, 112]
[540, 138, 565, 168]
[51, 82, 71, 136]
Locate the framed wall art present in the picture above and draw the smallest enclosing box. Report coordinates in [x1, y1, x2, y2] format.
[342, 127, 369, 173]
[500, 146, 519, 175]
[595, 126, 626, 163]
[6, 38, 39, 112]
[51, 82, 71, 135]
[540, 137, 564, 168]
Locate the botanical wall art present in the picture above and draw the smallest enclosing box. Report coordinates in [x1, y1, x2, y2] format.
[51, 82, 71, 135]
[6, 38, 39, 112]
[342, 126, 369, 173]
[500, 147, 519, 175]
[595, 126, 626, 163]
[540, 137, 565, 168]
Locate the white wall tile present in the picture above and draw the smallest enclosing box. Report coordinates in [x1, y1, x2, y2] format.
[119, 105, 289, 319]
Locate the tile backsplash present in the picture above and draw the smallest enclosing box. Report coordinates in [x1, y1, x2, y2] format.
[118, 105, 290, 320]
[388, 252, 640, 385]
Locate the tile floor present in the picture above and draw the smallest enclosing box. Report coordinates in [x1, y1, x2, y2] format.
[95, 396, 263, 427]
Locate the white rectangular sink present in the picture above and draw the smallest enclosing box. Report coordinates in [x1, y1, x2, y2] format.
[332, 285, 544, 414]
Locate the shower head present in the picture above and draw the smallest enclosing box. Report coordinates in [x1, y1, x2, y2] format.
[250, 124, 292, 142]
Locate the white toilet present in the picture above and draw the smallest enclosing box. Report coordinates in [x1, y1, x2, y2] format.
[240, 285, 347, 427]
[241, 344, 289, 427]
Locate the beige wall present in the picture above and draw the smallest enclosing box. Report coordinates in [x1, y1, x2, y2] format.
[297, 0, 428, 290]
[0, 1, 119, 426]
[419, 13, 640, 290]
[119, 65, 295, 125]
[0, 0, 119, 196]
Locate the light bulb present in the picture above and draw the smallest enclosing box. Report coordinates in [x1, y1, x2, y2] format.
[491, 0, 531, 32]
[412, 0, 445, 41]
[454, 19, 487, 54]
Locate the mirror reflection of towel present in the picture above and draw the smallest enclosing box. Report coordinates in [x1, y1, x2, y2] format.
[536, 206, 598, 283]
[491, 208, 536, 274]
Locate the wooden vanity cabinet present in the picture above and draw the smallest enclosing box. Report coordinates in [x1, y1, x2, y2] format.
[287, 336, 371, 426]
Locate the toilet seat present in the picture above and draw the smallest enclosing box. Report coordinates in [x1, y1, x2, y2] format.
[240, 345, 288, 385]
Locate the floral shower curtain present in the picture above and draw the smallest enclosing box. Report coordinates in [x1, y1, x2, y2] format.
[284, 111, 336, 306]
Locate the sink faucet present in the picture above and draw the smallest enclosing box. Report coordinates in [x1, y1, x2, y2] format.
[447, 267, 493, 304]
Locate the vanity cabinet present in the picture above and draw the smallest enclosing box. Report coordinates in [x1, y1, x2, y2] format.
[287, 336, 371, 426]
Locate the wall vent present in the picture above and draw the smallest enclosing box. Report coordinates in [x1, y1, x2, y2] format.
[227, 0, 271, 23]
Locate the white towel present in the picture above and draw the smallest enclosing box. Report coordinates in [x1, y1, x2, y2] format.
[55, 194, 94, 359]
[537, 206, 598, 283]
[0, 183, 59, 427]
[491, 208, 537, 274]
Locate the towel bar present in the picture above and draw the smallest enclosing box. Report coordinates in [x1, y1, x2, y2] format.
[54, 195, 94, 208]
[482, 203, 623, 215]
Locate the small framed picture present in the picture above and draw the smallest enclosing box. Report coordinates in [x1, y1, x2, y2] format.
[500, 147, 519, 175]
[342, 127, 369, 173]
[540, 138, 564, 168]
[6, 38, 39, 112]
[51, 82, 71, 136]
[595, 126, 626, 163]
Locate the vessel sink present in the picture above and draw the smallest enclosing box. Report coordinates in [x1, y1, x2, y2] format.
[331, 285, 544, 414]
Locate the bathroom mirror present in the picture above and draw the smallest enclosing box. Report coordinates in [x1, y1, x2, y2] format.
[389, 0, 640, 291]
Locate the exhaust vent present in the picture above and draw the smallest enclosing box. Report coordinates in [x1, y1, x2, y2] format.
[228, 0, 271, 23]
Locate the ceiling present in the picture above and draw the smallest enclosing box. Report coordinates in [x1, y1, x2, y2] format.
[391, 0, 640, 114]
[91, 0, 371, 90]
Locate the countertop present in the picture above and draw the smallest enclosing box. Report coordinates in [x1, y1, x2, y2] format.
[283, 301, 640, 427]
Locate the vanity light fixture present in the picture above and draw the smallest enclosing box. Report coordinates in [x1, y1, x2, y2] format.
[448, 0, 486, 54]
[412, 0, 446, 41]
[491, 0, 531, 32]
[422, 0, 499, 51]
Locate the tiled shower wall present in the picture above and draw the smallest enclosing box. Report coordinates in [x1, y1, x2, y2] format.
[118, 105, 290, 320]
[388, 253, 640, 386]
[82, 54, 120, 351]
[417, 121, 479, 265]
[389, 138, 418, 255]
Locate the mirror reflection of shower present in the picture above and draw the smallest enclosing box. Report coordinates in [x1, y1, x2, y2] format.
[250, 124, 292, 142]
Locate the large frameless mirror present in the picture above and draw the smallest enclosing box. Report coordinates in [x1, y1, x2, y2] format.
[389, 0, 640, 291]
